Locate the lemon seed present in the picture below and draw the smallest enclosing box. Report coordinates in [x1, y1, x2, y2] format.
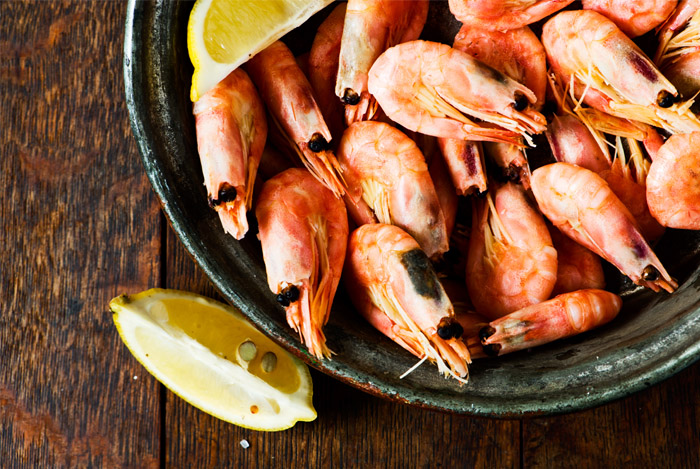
[262, 352, 277, 373]
[239, 341, 257, 361]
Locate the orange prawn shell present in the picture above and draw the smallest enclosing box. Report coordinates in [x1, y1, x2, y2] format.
[542, 10, 671, 107]
[647, 132, 700, 230]
[256, 168, 348, 358]
[663, 51, 700, 100]
[256, 168, 348, 291]
[344, 224, 471, 380]
[449, 0, 575, 31]
[541, 8, 700, 138]
[246, 41, 331, 146]
[193, 68, 267, 239]
[482, 289, 622, 356]
[367, 40, 546, 145]
[546, 114, 611, 174]
[581, 0, 677, 37]
[549, 225, 606, 296]
[346, 224, 437, 328]
[309, 3, 347, 143]
[532, 162, 676, 292]
[336, 0, 429, 123]
[337, 121, 449, 258]
[466, 182, 557, 320]
[602, 159, 666, 243]
[453, 24, 547, 109]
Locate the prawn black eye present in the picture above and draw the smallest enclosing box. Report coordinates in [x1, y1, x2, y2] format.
[284, 285, 300, 302]
[479, 325, 496, 342]
[657, 90, 676, 108]
[437, 317, 464, 340]
[513, 93, 529, 111]
[308, 133, 329, 152]
[505, 164, 521, 182]
[342, 88, 361, 105]
[276, 285, 300, 307]
[482, 343, 502, 357]
[208, 185, 237, 208]
[642, 265, 660, 282]
[276, 294, 290, 307]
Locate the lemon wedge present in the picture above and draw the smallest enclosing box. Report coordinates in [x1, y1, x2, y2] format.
[187, 0, 334, 101]
[110, 289, 316, 431]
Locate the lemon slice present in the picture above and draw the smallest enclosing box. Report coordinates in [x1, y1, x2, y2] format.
[188, 0, 334, 101]
[110, 289, 316, 430]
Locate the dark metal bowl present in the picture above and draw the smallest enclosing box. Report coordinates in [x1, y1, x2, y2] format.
[123, 0, 700, 416]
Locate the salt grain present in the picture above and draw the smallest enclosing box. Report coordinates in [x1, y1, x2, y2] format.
[240, 439, 250, 449]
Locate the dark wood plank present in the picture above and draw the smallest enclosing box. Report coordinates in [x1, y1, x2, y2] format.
[165, 228, 520, 468]
[0, 2, 161, 466]
[523, 362, 700, 467]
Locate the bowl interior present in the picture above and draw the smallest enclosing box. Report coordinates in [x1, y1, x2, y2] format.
[124, 0, 700, 416]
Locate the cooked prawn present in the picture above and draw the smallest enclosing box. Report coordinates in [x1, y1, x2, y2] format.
[531, 162, 677, 292]
[344, 223, 471, 381]
[581, 0, 677, 37]
[418, 135, 459, 239]
[336, 121, 449, 259]
[453, 24, 547, 110]
[542, 10, 700, 134]
[547, 70, 662, 157]
[470, 289, 622, 357]
[367, 40, 547, 146]
[246, 41, 345, 197]
[193, 68, 267, 240]
[451, 24, 546, 189]
[309, 3, 347, 143]
[437, 139, 488, 196]
[656, 0, 700, 63]
[449, 0, 574, 32]
[601, 138, 666, 243]
[483, 142, 533, 189]
[656, 8, 700, 104]
[466, 182, 558, 320]
[546, 73, 666, 243]
[336, 0, 428, 124]
[255, 168, 349, 359]
[549, 225, 606, 296]
[646, 132, 700, 229]
[661, 51, 700, 107]
[546, 113, 612, 173]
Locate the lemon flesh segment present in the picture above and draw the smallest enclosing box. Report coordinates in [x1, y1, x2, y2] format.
[188, 0, 334, 102]
[110, 289, 316, 431]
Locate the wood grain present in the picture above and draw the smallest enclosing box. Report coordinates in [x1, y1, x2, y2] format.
[523, 362, 700, 467]
[1, 1, 699, 467]
[165, 228, 520, 468]
[0, 2, 161, 466]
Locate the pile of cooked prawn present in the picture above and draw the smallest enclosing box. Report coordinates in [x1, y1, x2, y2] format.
[192, 0, 700, 383]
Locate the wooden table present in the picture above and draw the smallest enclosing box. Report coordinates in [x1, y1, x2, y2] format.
[2, 2, 699, 467]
